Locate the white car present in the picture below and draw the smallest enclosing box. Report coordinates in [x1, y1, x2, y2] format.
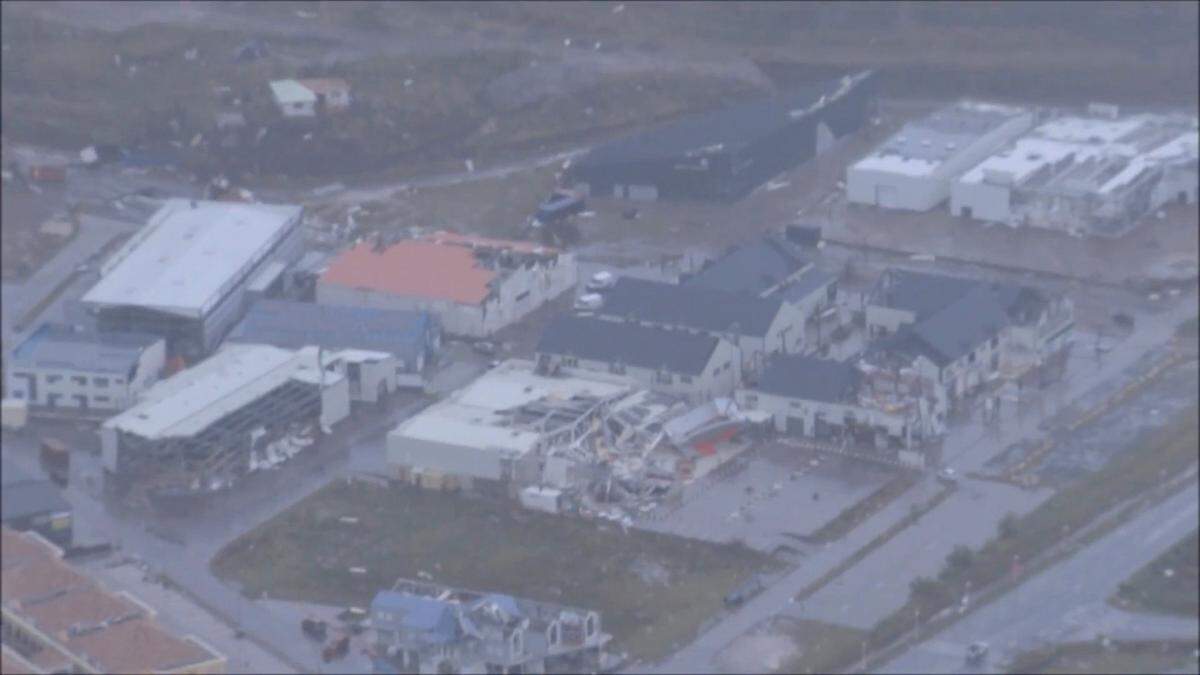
[575, 293, 604, 310]
[585, 270, 615, 291]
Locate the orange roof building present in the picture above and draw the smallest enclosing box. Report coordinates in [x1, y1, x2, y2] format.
[317, 232, 577, 338]
[1, 527, 227, 674]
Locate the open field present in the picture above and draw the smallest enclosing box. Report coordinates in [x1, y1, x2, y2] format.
[1113, 530, 1200, 618]
[211, 479, 779, 661]
[870, 407, 1200, 653]
[1006, 638, 1200, 675]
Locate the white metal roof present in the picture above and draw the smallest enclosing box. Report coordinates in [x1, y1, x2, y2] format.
[957, 137, 1093, 186]
[269, 79, 317, 106]
[852, 101, 1029, 178]
[82, 199, 302, 318]
[389, 359, 633, 456]
[103, 344, 338, 439]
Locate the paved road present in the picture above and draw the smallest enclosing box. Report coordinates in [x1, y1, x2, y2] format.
[877, 482, 1200, 674]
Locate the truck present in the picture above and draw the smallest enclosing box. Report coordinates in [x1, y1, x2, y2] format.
[1, 399, 28, 431]
[40, 438, 70, 488]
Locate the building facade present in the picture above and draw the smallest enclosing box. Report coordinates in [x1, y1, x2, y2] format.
[4, 324, 165, 414]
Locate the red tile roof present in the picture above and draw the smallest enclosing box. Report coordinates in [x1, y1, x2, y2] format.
[423, 230, 558, 256]
[321, 240, 497, 305]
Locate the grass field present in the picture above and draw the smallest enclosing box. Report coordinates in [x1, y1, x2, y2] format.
[775, 618, 869, 675]
[1113, 530, 1199, 617]
[211, 479, 779, 661]
[1006, 639, 1199, 675]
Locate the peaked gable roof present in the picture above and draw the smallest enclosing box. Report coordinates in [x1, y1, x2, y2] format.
[537, 315, 720, 376]
[597, 277, 782, 337]
[685, 238, 810, 296]
[753, 354, 862, 404]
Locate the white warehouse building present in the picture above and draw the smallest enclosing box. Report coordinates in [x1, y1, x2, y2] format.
[951, 108, 1198, 235]
[846, 101, 1034, 212]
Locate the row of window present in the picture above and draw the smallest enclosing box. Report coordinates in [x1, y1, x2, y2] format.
[42, 374, 123, 387]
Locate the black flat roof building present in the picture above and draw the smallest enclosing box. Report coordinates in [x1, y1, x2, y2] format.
[566, 71, 876, 202]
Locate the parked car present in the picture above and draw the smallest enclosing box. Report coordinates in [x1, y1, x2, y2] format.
[1112, 312, 1135, 330]
[575, 293, 604, 311]
[472, 341, 497, 356]
[585, 270, 616, 291]
[724, 575, 765, 608]
[535, 189, 586, 224]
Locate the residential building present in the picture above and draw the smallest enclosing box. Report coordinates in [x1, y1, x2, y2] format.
[227, 299, 440, 388]
[683, 237, 812, 297]
[81, 199, 305, 360]
[370, 579, 609, 675]
[593, 277, 804, 374]
[536, 315, 741, 402]
[566, 71, 876, 202]
[99, 344, 351, 506]
[864, 269, 1074, 408]
[1, 527, 227, 674]
[317, 231, 577, 338]
[269, 78, 351, 118]
[1, 459, 72, 548]
[951, 107, 1198, 235]
[847, 101, 1034, 211]
[737, 354, 944, 458]
[4, 324, 165, 414]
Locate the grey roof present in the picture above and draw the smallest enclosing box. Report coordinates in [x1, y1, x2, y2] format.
[778, 268, 838, 304]
[908, 286, 1010, 365]
[9, 323, 161, 375]
[227, 299, 435, 362]
[598, 278, 782, 337]
[753, 354, 862, 404]
[1, 458, 72, 522]
[572, 72, 873, 168]
[371, 592, 461, 645]
[870, 269, 980, 320]
[537, 315, 720, 376]
[685, 238, 810, 296]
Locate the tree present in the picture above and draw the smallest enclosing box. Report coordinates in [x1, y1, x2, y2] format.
[940, 545, 975, 581]
[998, 512, 1019, 539]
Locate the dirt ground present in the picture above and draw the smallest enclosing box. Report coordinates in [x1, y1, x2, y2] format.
[719, 616, 867, 674]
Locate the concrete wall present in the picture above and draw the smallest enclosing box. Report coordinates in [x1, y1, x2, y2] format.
[864, 305, 917, 338]
[950, 179, 1012, 221]
[387, 434, 506, 482]
[319, 375, 351, 431]
[734, 388, 909, 441]
[540, 337, 741, 403]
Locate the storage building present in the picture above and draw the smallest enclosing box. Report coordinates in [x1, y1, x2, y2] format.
[81, 199, 305, 360]
[1, 458, 73, 547]
[846, 101, 1033, 211]
[4, 323, 165, 414]
[566, 71, 877, 202]
[227, 299, 440, 388]
[317, 231, 576, 338]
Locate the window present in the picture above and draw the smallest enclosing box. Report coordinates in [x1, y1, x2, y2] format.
[681, 375, 693, 384]
[94, 377, 109, 388]
[113, 378, 124, 385]
[10, 391, 23, 399]
[968, 351, 976, 364]
[990, 335, 999, 349]
[585, 614, 596, 637]
[515, 290, 530, 302]
[93, 396, 110, 404]
[71, 375, 87, 386]
[46, 374, 63, 384]
[723, 361, 732, 371]
[609, 363, 626, 375]
[789, 401, 801, 409]
[656, 372, 674, 385]
[563, 357, 578, 367]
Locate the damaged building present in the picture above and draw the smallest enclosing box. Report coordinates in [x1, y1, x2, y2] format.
[370, 579, 609, 675]
[81, 199, 305, 360]
[99, 343, 352, 511]
[951, 106, 1199, 235]
[863, 268, 1075, 413]
[317, 231, 576, 338]
[565, 71, 877, 202]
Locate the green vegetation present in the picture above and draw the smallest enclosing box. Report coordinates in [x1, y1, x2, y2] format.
[1006, 639, 1199, 675]
[869, 409, 1199, 655]
[212, 479, 778, 661]
[1114, 530, 1199, 617]
[1177, 316, 1200, 340]
[775, 619, 869, 675]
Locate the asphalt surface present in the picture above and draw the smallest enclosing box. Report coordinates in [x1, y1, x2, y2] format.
[878, 481, 1200, 674]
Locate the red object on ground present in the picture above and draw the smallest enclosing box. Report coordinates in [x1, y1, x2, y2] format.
[694, 441, 717, 456]
[29, 166, 66, 183]
[164, 355, 187, 376]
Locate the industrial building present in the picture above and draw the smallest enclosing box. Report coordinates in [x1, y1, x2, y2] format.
[565, 71, 877, 202]
[536, 315, 742, 401]
[371, 579, 609, 675]
[951, 107, 1199, 235]
[864, 269, 1074, 409]
[736, 354, 944, 462]
[1, 458, 73, 548]
[100, 343, 351, 508]
[387, 359, 637, 492]
[846, 101, 1034, 211]
[593, 277, 805, 374]
[226, 299, 440, 388]
[317, 231, 577, 338]
[81, 199, 305, 360]
[4, 323, 165, 414]
[1, 527, 227, 674]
